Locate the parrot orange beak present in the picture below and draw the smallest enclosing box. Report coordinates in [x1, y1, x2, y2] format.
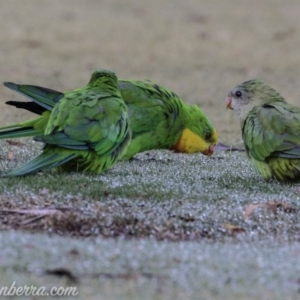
[208, 144, 214, 156]
[203, 144, 215, 156]
[226, 96, 233, 109]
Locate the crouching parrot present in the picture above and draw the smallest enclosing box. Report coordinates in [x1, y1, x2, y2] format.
[226, 79, 300, 182]
[2, 79, 217, 161]
[3, 69, 131, 176]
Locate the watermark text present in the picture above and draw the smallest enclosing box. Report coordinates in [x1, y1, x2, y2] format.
[0, 281, 78, 297]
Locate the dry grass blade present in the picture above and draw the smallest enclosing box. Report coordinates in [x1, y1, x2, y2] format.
[267, 200, 297, 214]
[222, 223, 245, 234]
[6, 140, 26, 147]
[214, 143, 245, 152]
[0, 207, 75, 216]
[7, 151, 15, 160]
[243, 201, 297, 220]
[20, 215, 49, 225]
[243, 203, 269, 220]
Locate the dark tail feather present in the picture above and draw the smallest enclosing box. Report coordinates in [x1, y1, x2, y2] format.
[3, 82, 63, 111]
[5, 152, 76, 177]
[6, 100, 46, 115]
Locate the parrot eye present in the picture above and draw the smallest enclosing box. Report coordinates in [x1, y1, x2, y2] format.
[235, 91, 242, 98]
[205, 132, 212, 140]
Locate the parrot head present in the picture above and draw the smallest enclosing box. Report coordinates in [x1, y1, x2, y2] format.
[226, 79, 285, 120]
[88, 69, 118, 88]
[172, 105, 217, 156]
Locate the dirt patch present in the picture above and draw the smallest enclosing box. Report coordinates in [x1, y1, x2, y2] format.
[0, 188, 298, 242]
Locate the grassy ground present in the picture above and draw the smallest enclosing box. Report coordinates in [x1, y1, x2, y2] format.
[0, 0, 300, 299]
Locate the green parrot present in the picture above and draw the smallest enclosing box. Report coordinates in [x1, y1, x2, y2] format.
[226, 79, 300, 182]
[3, 69, 131, 176]
[2, 79, 217, 160]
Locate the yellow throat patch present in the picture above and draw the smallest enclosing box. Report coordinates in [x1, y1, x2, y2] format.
[171, 128, 217, 155]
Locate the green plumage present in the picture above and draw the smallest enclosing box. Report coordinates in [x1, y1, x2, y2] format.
[2, 79, 217, 162]
[227, 79, 300, 182]
[4, 70, 131, 176]
[118, 80, 217, 158]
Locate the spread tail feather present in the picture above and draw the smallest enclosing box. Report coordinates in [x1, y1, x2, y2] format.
[0, 112, 49, 140]
[3, 82, 62, 111]
[0, 126, 39, 139]
[5, 152, 76, 177]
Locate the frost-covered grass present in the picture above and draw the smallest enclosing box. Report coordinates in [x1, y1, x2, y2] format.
[0, 140, 300, 299]
[1, 232, 300, 300]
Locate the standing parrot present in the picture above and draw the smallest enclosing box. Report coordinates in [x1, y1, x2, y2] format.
[226, 79, 300, 182]
[2, 79, 217, 160]
[3, 69, 131, 176]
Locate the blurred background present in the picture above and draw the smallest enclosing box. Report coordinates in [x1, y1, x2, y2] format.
[1, 0, 300, 143]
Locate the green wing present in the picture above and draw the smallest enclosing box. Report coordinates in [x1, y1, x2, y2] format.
[118, 80, 183, 158]
[119, 80, 182, 133]
[243, 102, 300, 161]
[6, 70, 131, 176]
[42, 86, 129, 156]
